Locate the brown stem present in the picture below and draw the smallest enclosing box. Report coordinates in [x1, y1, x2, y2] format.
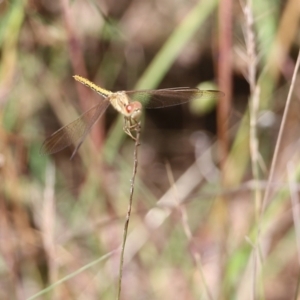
[60, 0, 104, 151]
[217, 0, 233, 170]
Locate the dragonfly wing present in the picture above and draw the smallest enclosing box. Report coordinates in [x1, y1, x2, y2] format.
[40, 100, 110, 156]
[125, 88, 224, 109]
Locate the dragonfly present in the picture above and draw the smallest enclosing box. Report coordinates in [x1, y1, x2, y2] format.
[41, 75, 223, 159]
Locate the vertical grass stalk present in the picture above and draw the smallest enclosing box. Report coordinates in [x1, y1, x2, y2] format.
[117, 128, 141, 300]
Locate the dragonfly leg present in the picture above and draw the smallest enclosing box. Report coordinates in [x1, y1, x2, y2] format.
[123, 117, 141, 141]
[124, 127, 136, 140]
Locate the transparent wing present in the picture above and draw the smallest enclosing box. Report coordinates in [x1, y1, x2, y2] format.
[125, 88, 224, 109]
[40, 99, 110, 156]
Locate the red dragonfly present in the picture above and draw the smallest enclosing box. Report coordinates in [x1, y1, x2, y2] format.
[41, 75, 223, 158]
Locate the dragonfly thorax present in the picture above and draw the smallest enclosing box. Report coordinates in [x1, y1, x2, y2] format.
[109, 91, 130, 115]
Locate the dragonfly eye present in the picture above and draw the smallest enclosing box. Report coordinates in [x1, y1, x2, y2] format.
[126, 104, 133, 113]
[126, 102, 142, 121]
[126, 102, 142, 113]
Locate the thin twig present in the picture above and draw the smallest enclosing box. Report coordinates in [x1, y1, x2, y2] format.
[117, 127, 141, 300]
[261, 49, 300, 214]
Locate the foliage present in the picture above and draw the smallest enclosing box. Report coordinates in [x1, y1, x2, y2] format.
[0, 0, 299, 299]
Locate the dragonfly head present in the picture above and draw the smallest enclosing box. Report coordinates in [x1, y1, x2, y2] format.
[126, 101, 142, 123]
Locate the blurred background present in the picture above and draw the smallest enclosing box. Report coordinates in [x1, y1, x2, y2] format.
[1, 0, 300, 299]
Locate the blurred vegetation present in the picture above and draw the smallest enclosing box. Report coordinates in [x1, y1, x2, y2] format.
[0, 0, 300, 299]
